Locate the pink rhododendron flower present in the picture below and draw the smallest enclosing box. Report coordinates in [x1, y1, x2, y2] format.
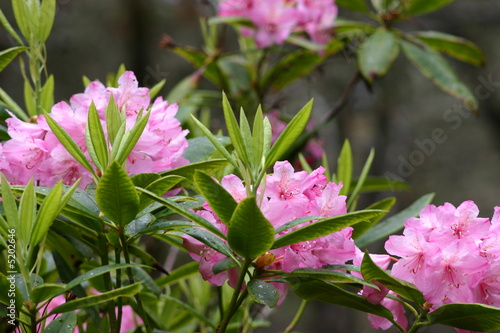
[182, 160, 359, 304]
[381, 201, 500, 332]
[0, 71, 188, 189]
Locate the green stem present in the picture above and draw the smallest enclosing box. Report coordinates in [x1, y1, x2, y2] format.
[216, 257, 252, 333]
[114, 248, 123, 333]
[99, 235, 117, 332]
[284, 299, 308, 333]
[118, 228, 152, 333]
[407, 309, 430, 333]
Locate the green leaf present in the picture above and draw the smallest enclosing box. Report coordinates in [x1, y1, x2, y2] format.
[156, 261, 199, 287]
[182, 136, 231, 164]
[95, 161, 140, 225]
[24, 80, 36, 116]
[18, 179, 36, 245]
[40, 75, 54, 113]
[11, 0, 31, 40]
[85, 102, 108, 173]
[31, 284, 66, 304]
[222, 92, 249, 165]
[401, 40, 478, 112]
[0, 46, 27, 72]
[1, 174, 19, 230]
[275, 216, 322, 234]
[252, 106, 265, 168]
[361, 250, 425, 305]
[161, 159, 229, 187]
[272, 210, 386, 249]
[248, 279, 279, 308]
[336, 0, 370, 12]
[355, 193, 435, 248]
[136, 187, 225, 239]
[43, 311, 77, 333]
[38, 0, 56, 43]
[111, 110, 151, 165]
[30, 182, 63, 246]
[105, 94, 122, 145]
[404, 0, 455, 16]
[336, 140, 352, 196]
[352, 197, 396, 240]
[228, 197, 275, 259]
[347, 148, 375, 210]
[265, 99, 313, 170]
[0, 8, 24, 46]
[42, 110, 97, 178]
[178, 227, 235, 260]
[148, 78, 166, 99]
[194, 170, 237, 226]
[283, 268, 377, 287]
[288, 278, 396, 320]
[350, 177, 409, 193]
[358, 29, 399, 83]
[428, 303, 500, 331]
[212, 256, 239, 275]
[413, 31, 485, 66]
[137, 175, 184, 211]
[49, 283, 142, 314]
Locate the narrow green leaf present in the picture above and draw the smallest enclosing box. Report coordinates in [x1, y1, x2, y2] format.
[105, 94, 122, 145]
[222, 92, 249, 165]
[182, 136, 231, 163]
[358, 29, 399, 83]
[336, 0, 370, 12]
[288, 278, 396, 320]
[194, 170, 237, 226]
[156, 261, 199, 287]
[148, 78, 166, 99]
[50, 283, 142, 314]
[138, 175, 184, 211]
[228, 197, 275, 259]
[413, 31, 485, 66]
[161, 159, 228, 186]
[162, 295, 217, 329]
[24, 80, 36, 116]
[96, 161, 140, 225]
[1, 174, 19, 230]
[275, 216, 322, 234]
[112, 110, 151, 165]
[40, 75, 54, 113]
[265, 99, 313, 170]
[11, 0, 31, 40]
[136, 187, 225, 239]
[361, 251, 425, 305]
[0, 9, 24, 46]
[355, 193, 435, 248]
[42, 110, 97, 178]
[0, 87, 28, 121]
[178, 227, 235, 260]
[18, 179, 36, 245]
[85, 102, 108, 173]
[212, 257, 239, 275]
[31, 284, 66, 304]
[131, 266, 161, 295]
[43, 311, 76, 333]
[337, 140, 352, 196]
[272, 210, 386, 249]
[239, 108, 254, 166]
[38, 0, 56, 43]
[404, 0, 455, 16]
[427, 303, 500, 331]
[298, 153, 313, 173]
[347, 148, 374, 210]
[248, 279, 279, 307]
[252, 105, 264, 169]
[0, 46, 27, 72]
[30, 182, 63, 246]
[401, 40, 478, 112]
[352, 197, 396, 240]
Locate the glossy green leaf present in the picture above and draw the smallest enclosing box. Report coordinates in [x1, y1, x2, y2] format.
[283, 268, 377, 287]
[0, 8, 24, 46]
[335, 0, 370, 12]
[336, 140, 352, 196]
[194, 170, 237, 226]
[347, 148, 375, 210]
[179, 227, 235, 260]
[105, 94, 122, 145]
[222, 92, 249, 165]
[96, 161, 140, 225]
[401, 40, 478, 112]
[252, 106, 265, 170]
[140, 175, 184, 211]
[275, 216, 322, 234]
[248, 279, 279, 308]
[428, 303, 500, 331]
[156, 261, 199, 287]
[228, 197, 275, 259]
[414, 31, 485, 66]
[43, 311, 77, 333]
[355, 193, 434, 248]
[358, 29, 399, 83]
[30, 182, 63, 246]
[40, 75, 54, 113]
[212, 256, 239, 275]
[42, 110, 97, 178]
[0, 87, 27, 121]
[111, 110, 151, 165]
[136, 187, 225, 239]
[350, 177, 409, 193]
[11, 0, 30, 40]
[334, 19, 376, 39]
[136, 220, 195, 235]
[265, 99, 313, 170]
[85, 102, 108, 173]
[24, 80, 36, 116]
[161, 159, 228, 186]
[31, 284, 66, 304]
[352, 197, 396, 240]
[162, 295, 217, 329]
[18, 179, 36, 245]
[0, 174, 19, 230]
[0, 46, 27, 72]
[272, 210, 386, 249]
[361, 250, 425, 305]
[38, 0, 56, 43]
[404, 0, 455, 16]
[50, 283, 142, 314]
[182, 136, 231, 163]
[289, 278, 396, 321]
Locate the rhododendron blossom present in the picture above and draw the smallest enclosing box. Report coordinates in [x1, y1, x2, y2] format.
[0, 71, 188, 188]
[183, 160, 361, 304]
[377, 201, 500, 332]
[218, 0, 337, 48]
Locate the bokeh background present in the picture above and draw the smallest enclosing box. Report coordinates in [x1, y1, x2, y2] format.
[1, 0, 499, 332]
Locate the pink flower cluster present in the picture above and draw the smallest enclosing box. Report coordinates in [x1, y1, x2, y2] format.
[184, 160, 359, 303]
[218, 0, 338, 48]
[377, 201, 500, 330]
[0, 72, 189, 188]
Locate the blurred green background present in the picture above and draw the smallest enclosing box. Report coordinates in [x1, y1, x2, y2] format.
[1, 0, 499, 332]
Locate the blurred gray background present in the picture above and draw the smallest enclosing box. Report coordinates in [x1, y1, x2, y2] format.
[1, 0, 499, 332]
